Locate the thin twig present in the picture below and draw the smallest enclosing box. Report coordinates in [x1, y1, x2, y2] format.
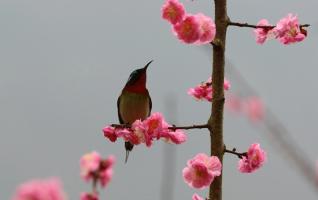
[111, 123, 209, 130]
[228, 21, 310, 29]
[169, 124, 209, 130]
[224, 147, 247, 159]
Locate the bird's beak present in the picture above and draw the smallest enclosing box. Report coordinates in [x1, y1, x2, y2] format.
[143, 60, 153, 70]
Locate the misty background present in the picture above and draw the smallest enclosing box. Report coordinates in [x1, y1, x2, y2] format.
[1, 0, 318, 199]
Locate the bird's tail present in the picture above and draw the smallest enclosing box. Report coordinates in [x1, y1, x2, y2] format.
[124, 141, 134, 163]
[125, 150, 130, 164]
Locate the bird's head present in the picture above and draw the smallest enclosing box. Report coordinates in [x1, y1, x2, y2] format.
[123, 60, 153, 93]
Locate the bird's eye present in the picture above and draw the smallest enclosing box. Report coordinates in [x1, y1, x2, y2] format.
[127, 70, 139, 83]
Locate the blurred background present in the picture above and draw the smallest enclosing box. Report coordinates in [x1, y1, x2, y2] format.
[1, 0, 318, 199]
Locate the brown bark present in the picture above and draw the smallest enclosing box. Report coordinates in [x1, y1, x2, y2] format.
[208, 1, 228, 200]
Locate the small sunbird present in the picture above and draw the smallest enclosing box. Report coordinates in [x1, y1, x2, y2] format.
[117, 60, 153, 163]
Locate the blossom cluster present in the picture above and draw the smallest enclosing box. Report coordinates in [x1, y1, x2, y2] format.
[183, 153, 222, 189]
[238, 143, 266, 173]
[103, 112, 187, 147]
[80, 151, 115, 200]
[162, 0, 216, 44]
[188, 77, 230, 102]
[80, 151, 115, 187]
[226, 95, 264, 122]
[11, 178, 66, 200]
[254, 13, 306, 45]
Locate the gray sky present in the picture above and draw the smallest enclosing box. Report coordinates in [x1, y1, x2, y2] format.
[1, 0, 318, 199]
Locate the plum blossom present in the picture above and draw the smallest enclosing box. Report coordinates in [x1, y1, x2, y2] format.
[80, 192, 99, 200]
[192, 193, 204, 200]
[243, 96, 264, 122]
[173, 15, 201, 44]
[254, 19, 273, 44]
[225, 94, 242, 113]
[183, 153, 222, 189]
[103, 112, 187, 147]
[11, 178, 66, 200]
[161, 1, 216, 45]
[80, 151, 101, 181]
[226, 95, 266, 123]
[273, 14, 306, 45]
[99, 155, 115, 187]
[188, 77, 230, 102]
[102, 126, 117, 142]
[195, 13, 216, 44]
[80, 152, 115, 188]
[172, 14, 216, 44]
[238, 143, 266, 173]
[161, 0, 185, 25]
[162, 129, 187, 144]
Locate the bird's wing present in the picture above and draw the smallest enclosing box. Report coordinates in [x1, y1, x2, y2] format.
[117, 94, 124, 124]
[148, 90, 152, 117]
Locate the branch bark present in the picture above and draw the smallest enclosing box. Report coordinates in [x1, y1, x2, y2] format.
[208, 1, 228, 200]
[228, 21, 310, 29]
[110, 123, 209, 131]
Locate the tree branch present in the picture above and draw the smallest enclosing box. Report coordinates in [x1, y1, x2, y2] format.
[208, 0, 228, 200]
[110, 123, 209, 131]
[228, 21, 310, 29]
[224, 147, 247, 159]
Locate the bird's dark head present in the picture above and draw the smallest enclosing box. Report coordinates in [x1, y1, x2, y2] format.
[123, 60, 153, 93]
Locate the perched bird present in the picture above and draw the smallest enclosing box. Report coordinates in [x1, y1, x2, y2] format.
[117, 60, 153, 163]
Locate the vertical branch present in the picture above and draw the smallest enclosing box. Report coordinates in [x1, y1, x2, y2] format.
[208, 1, 228, 200]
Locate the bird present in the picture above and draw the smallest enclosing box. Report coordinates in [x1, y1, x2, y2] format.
[117, 60, 153, 163]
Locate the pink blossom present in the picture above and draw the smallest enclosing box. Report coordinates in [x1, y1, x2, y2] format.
[183, 153, 222, 189]
[225, 95, 242, 113]
[161, 0, 185, 25]
[274, 14, 306, 45]
[11, 178, 66, 200]
[238, 143, 266, 173]
[98, 155, 115, 188]
[192, 193, 204, 200]
[80, 152, 115, 187]
[143, 112, 167, 146]
[223, 79, 231, 90]
[130, 119, 146, 145]
[187, 84, 213, 101]
[195, 13, 216, 44]
[80, 192, 99, 200]
[103, 113, 187, 147]
[173, 15, 201, 44]
[243, 96, 264, 122]
[103, 126, 133, 142]
[80, 151, 102, 181]
[162, 129, 187, 144]
[254, 19, 273, 44]
[188, 77, 230, 101]
[103, 126, 117, 142]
